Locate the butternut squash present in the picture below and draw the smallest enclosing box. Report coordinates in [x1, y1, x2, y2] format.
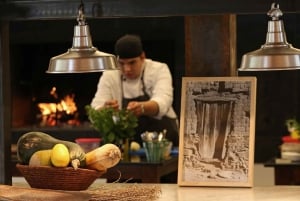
[85, 143, 121, 171]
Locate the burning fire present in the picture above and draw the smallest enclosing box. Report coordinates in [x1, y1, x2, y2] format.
[37, 87, 80, 126]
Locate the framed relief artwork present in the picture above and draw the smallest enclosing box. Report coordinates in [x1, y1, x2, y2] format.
[177, 77, 257, 187]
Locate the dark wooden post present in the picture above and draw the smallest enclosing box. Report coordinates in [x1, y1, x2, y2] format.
[0, 20, 12, 185]
[185, 14, 236, 76]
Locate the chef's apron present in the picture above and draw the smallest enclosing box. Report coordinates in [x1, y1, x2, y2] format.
[121, 71, 179, 146]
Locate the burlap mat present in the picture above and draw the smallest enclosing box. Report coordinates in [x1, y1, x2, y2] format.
[88, 183, 161, 201]
[0, 184, 161, 201]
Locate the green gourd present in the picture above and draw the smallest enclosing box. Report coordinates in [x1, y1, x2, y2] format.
[17, 131, 86, 169]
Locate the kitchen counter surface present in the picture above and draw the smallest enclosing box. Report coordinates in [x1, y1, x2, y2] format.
[7, 179, 300, 201]
[157, 185, 300, 201]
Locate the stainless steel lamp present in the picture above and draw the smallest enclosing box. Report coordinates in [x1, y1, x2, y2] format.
[47, 2, 118, 73]
[239, 3, 300, 71]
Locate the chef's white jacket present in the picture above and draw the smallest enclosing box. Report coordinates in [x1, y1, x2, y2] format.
[91, 59, 177, 119]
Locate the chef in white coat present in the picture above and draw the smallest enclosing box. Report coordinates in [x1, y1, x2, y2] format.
[91, 34, 178, 146]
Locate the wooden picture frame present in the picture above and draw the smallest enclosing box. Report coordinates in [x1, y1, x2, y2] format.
[178, 76, 257, 187]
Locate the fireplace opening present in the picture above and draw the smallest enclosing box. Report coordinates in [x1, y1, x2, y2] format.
[10, 42, 104, 129]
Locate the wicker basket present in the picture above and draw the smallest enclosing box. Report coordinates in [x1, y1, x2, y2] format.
[16, 164, 106, 191]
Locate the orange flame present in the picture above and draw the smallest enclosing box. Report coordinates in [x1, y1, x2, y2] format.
[37, 87, 79, 126]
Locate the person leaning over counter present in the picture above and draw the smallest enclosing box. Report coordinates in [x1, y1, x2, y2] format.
[91, 34, 179, 146]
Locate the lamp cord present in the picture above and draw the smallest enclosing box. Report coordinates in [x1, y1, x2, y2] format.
[77, 0, 86, 25]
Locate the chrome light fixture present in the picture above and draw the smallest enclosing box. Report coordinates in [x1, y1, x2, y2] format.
[239, 3, 300, 71]
[47, 1, 118, 73]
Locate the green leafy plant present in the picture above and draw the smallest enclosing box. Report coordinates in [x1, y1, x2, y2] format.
[85, 105, 138, 144]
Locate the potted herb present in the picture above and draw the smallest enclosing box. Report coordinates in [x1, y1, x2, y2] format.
[285, 118, 300, 140]
[85, 105, 138, 160]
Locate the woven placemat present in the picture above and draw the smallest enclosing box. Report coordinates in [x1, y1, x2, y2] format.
[87, 183, 161, 201]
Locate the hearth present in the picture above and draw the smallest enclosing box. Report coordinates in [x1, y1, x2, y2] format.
[11, 71, 102, 143]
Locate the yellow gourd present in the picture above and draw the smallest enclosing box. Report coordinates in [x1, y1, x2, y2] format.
[85, 143, 121, 171]
[130, 141, 141, 151]
[51, 143, 70, 167]
[29, 149, 52, 166]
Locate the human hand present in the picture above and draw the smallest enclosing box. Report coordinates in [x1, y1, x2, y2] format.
[126, 101, 144, 116]
[104, 100, 119, 110]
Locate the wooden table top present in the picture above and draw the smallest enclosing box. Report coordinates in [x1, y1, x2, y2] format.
[101, 156, 178, 183]
[6, 182, 300, 201]
[157, 184, 300, 201]
[264, 157, 300, 166]
[0, 183, 300, 201]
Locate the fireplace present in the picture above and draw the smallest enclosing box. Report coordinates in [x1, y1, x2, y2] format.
[11, 69, 103, 142]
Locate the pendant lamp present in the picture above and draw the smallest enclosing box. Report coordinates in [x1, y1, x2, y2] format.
[47, 1, 118, 73]
[239, 3, 300, 71]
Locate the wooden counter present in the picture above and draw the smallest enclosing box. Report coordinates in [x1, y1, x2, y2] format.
[7, 182, 300, 201]
[157, 184, 300, 201]
[100, 157, 178, 183]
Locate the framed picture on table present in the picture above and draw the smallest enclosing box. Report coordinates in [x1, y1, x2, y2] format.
[177, 77, 257, 187]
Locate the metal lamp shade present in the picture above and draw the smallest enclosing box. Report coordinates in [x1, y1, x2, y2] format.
[47, 3, 118, 73]
[239, 3, 300, 71]
[48, 48, 118, 74]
